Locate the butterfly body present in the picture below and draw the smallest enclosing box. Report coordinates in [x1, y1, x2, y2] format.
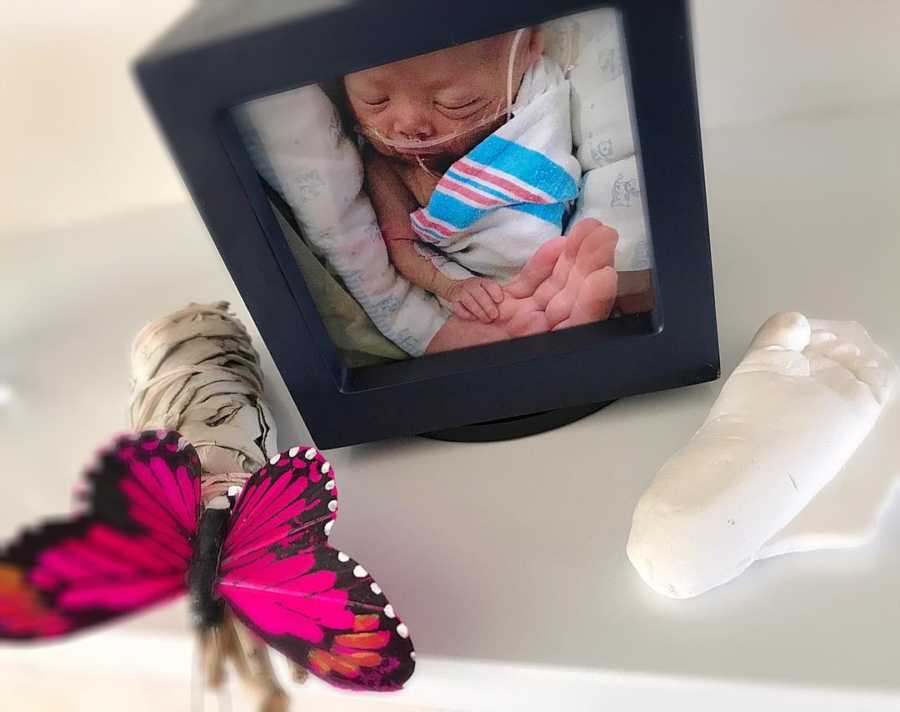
[0, 432, 415, 691]
[187, 498, 230, 630]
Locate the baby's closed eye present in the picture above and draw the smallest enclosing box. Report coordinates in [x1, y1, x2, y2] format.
[434, 95, 488, 118]
[357, 95, 389, 109]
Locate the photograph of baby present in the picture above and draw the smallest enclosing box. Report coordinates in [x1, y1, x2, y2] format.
[235, 8, 654, 366]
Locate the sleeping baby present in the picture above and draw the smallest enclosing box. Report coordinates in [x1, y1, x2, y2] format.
[344, 27, 620, 324]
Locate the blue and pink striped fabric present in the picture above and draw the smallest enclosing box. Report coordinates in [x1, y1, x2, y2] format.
[410, 134, 579, 244]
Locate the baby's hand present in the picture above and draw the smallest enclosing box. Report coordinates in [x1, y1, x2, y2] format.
[446, 278, 504, 323]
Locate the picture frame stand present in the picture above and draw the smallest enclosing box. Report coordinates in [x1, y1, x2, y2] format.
[422, 401, 614, 443]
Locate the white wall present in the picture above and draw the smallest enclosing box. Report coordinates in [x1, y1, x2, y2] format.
[692, 0, 900, 128]
[1, 0, 899, 235]
[0, 0, 193, 236]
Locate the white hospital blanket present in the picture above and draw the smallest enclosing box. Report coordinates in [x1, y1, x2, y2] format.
[235, 87, 448, 357]
[557, 9, 653, 272]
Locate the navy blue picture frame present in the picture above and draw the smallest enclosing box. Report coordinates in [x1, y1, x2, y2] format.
[136, 0, 718, 448]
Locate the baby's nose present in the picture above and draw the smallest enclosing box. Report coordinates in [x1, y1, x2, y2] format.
[392, 108, 435, 140]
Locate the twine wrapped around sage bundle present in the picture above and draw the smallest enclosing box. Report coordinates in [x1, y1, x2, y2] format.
[129, 302, 296, 712]
[129, 301, 277, 484]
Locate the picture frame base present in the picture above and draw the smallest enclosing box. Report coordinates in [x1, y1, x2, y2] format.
[422, 401, 613, 443]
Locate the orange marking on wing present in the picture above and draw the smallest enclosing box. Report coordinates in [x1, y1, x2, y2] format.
[0, 564, 69, 635]
[352, 614, 380, 632]
[308, 649, 334, 675]
[345, 651, 382, 668]
[333, 630, 391, 650]
[308, 648, 365, 679]
[0, 564, 23, 588]
[330, 654, 360, 678]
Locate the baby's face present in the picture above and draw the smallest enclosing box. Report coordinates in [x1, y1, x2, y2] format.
[344, 29, 541, 164]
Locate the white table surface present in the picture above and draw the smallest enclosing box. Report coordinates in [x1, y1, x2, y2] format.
[2, 106, 900, 711]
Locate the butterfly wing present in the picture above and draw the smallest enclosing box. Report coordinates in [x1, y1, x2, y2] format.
[218, 447, 415, 690]
[0, 430, 201, 640]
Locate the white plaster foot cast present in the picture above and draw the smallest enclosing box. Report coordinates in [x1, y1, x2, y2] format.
[627, 312, 898, 599]
[758, 394, 900, 558]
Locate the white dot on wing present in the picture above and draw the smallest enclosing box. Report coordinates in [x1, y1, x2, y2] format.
[353, 565, 367, 578]
[370, 582, 382, 595]
[322, 462, 331, 474]
[324, 520, 334, 535]
[328, 500, 337, 512]
[325, 480, 335, 491]
[337, 551, 349, 562]
[269, 454, 280, 465]
[384, 604, 395, 619]
[410, 651, 416, 660]
[396, 623, 409, 639]
[304, 448, 317, 460]
[288, 446, 299, 457]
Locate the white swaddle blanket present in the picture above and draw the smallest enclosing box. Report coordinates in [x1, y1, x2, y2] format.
[551, 10, 653, 273]
[411, 57, 582, 283]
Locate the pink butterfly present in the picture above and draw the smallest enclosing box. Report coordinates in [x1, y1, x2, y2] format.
[0, 430, 415, 691]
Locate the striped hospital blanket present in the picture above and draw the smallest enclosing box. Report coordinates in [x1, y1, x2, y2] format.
[411, 134, 579, 244]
